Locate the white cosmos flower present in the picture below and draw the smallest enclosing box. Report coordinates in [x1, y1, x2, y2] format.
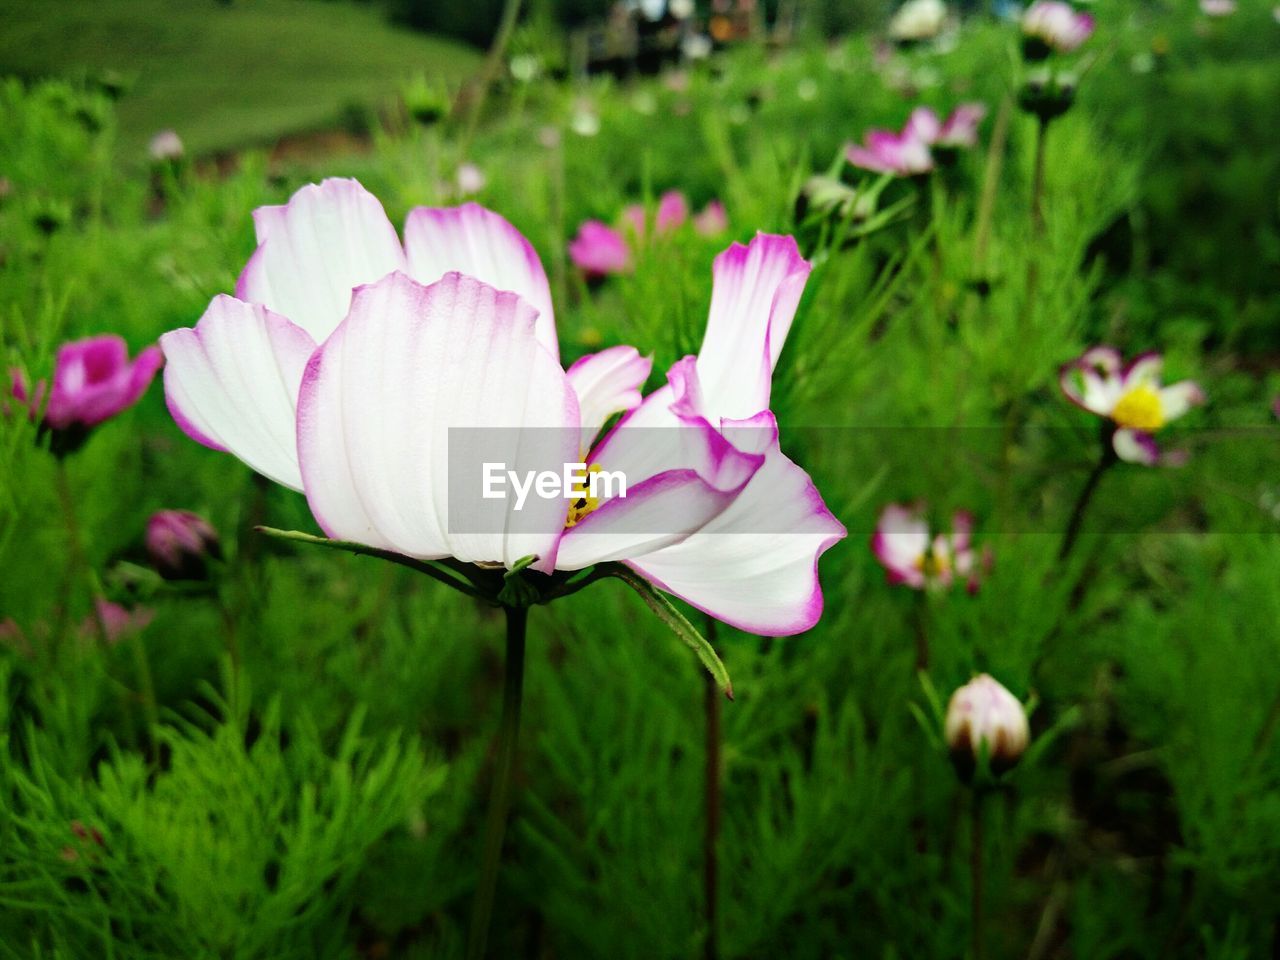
[1059, 346, 1205, 466]
[160, 179, 845, 635]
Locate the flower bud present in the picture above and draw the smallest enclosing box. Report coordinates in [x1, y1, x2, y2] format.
[944, 674, 1029, 781]
[146, 510, 222, 581]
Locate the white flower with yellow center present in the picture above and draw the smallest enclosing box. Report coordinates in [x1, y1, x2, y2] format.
[1059, 347, 1205, 466]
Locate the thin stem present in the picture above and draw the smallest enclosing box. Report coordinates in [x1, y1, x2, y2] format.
[128, 628, 160, 751]
[458, 0, 524, 153]
[1059, 450, 1115, 560]
[970, 789, 986, 960]
[973, 95, 1013, 272]
[703, 616, 722, 960]
[1030, 117, 1049, 242]
[52, 460, 103, 653]
[466, 604, 529, 960]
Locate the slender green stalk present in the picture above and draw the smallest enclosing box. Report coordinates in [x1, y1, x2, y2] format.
[53, 460, 102, 653]
[457, 0, 524, 153]
[1030, 117, 1049, 242]
[1059, 450, 1115, 560]
[703, 616, 722, 960]
[970, 789, 986, 960]
[466, 604, 529, 960]
[973, 95, 1013, 273]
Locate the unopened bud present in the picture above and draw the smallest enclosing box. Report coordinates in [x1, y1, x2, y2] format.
[944, 674, 1029, 781]
[146, 509, 221, 581]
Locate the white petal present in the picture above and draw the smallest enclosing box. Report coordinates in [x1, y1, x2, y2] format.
[1113, 428, 1159, 466]
[236, 178, 406, 341]
[1159, 380, 1205, 421]
[566, 345, 652, 457]
[553, 468, 749, 570]
[626, 438, 845, 636]
[296, 271, 579, 571]
[695, 234, 811, 420]
[403, 204, 558, 361]
[160, 295, 315, 490]
[872, 503, 930, 583]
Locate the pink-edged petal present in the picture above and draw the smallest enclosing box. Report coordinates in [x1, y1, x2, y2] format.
[565, 345, 653, 456]
[695, 234, 811, 421]
[1113, 428, 1159, 466]
[1059, 352, 1123, 417]
[403, 203, 558, 361]
[553, 467, 751, 570]
[1158, 381, 1205, 421]
[160, 295, 316, 490]
[235, 178, 406, 341]
[296, 271, 578, 572]
[1121, 351, 1163, 388]
[624, 437, 846, 636]
[588, 357, 765, 494]
[872, 503, 929, 587]
[906, 107, 942, 144]
[846, 143, 894, 174]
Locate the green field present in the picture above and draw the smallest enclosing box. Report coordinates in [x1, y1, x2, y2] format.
[0, 0, 480, 156]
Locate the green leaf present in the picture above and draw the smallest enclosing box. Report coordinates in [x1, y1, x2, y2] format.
[255, 526, 495, 603]
[606, 566, 734, 700]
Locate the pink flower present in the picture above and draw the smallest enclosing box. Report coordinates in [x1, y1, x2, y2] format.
[31, 336, 162, 432]
[655, 190, 690, 233]
[86, 598, 154, 645]
[160, 179, 845, 635]
[694, 200, 729, 236]
[146, 510, 222, 581]
[1022, 1, 1095, 56]
[872, 504, 983, 592]
[569, 220, 632, 277]
[1060, 347, 1205, 466]
[846, 125, 935, 176]
[936, 102, 987, 149]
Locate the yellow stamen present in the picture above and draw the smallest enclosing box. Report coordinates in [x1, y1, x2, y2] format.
[914, 550, 952, 580]
[1111, 383, 1165, 431]
[565, 463, 604, 528]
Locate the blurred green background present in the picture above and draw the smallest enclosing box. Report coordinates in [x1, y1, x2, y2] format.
[1, 0, 1279, 958]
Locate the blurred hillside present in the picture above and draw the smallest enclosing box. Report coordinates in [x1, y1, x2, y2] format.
[0, 0, 480, 156]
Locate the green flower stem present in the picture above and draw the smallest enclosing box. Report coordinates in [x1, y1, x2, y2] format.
[970, 788, 987, 960]
[703, 616, 722, 960]
[466, 603, 528, 960]
[1059, 446, 1117, 561]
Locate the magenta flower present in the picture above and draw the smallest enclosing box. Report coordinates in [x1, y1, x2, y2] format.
[160, 179, 844, 634]
[846, 104, 984, 176]
[573, 191, 728, 277]
[655, 190, 690, 233]
[872, 504, 982, 593]
[569, 220, 632, 278]
[10, 336, 162, 454]
[146, 509, 222, 581]
[86, 598, 154, 646]
[1022, 1, 1095, 57]
[45, 336, 163, 431]
[1059, 347, 1205, 466]
[846, 124, 934, 176]
[935, 103, 987, 148]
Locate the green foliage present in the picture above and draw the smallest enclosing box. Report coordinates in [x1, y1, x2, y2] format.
[1, 2, 1279, 957]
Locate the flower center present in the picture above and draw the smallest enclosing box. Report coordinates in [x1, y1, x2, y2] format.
[565, 463, 604, 528]
[915, 550, 951, 581]
[1112, 384, 1165, 431]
